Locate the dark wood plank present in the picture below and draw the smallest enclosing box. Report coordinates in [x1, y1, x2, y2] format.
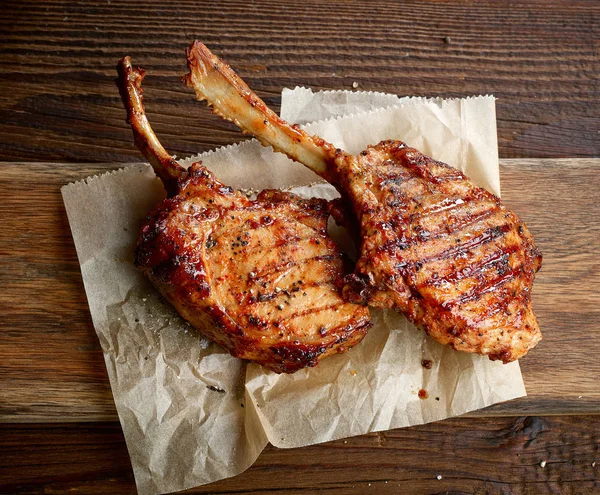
[481, 158, 600, 416]
[0, 0, 598, 163]
[0, 159, 598, 422]
[1, 417, 599, 494]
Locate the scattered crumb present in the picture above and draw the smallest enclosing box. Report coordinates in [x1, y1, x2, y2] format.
[367, 483, 371, 486]
[578, 395, 583, 399]
[281, 437, 285, 441]
[443, 36, 451, 44]
[418, 388, 429, 399]
[540, 460, 547, 468]
[343, 440, 348, 444]
[592, 461, 596, 467]
[352, 81, 359, 89]
[384, 481, 388, 484]
[142, 298, 147, 302]
[350, 369, 357, 376]
[437, 475, 442, 480]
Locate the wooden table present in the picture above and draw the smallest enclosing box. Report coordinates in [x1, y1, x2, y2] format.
[1, 1, 599, 493]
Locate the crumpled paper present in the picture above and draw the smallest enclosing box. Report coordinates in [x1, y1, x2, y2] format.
[62, 88, 524, 495]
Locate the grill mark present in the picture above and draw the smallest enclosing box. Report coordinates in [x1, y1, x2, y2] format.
[441, 265, 523, 310]
[278, 301, 347, 323]
[372, 163, 498, 244]
[371, 164, 420, 191]
[376, 162, 465, 194]
[421, 242, 520, 287]
[375, 168, 415, 188]
[401, 155, 464, 185]
[428, 172, 466, 183]
[406, 188, 489, 223]
[423, 206, 498, 241]
[420, 223, 511, 265]
[406, 207, 499, 255]
[372, 184, 500, 255]
[253, 253, 339, 281]
[389, 176, 434, 198]
[412, 196, 475, 219]
[391, 216, 510, 276]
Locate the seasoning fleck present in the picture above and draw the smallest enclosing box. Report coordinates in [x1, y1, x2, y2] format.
[207, 385, 226, 394]
[421, 359, 433, 369]
[540, 460, 547, 468]
[418, 388, 429, 399]
[352, 81, 359, 89]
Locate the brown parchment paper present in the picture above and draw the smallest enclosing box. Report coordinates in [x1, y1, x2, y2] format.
[62, 90, 524, 495]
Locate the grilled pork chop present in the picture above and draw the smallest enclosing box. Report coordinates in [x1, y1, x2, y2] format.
[184, 41, 542, 363]
[116, 57, 370, 373]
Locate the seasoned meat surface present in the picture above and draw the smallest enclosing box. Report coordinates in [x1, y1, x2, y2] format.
[137, 167, 370, 373]
[117, 57, 370, 373]
[333, 141, 542, 362]
[185, 41, 542, 362]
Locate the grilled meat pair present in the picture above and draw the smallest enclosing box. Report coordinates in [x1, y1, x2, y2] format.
[116, 43, 542, 373]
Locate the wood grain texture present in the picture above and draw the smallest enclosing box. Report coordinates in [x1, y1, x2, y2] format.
[0, 0, 598, 164]
[1, 2, 598, 492]
[0, 158, 598, 423]
[1, 416, 599, 494]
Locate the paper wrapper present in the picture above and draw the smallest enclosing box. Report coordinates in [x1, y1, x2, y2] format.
[62, 89, 524, 495]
